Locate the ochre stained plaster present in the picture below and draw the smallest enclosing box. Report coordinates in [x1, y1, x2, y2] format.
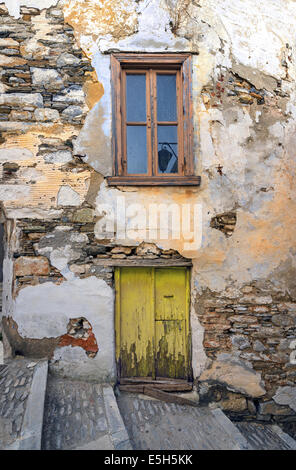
[62, 0, 138, 57]
[1, 126, 91, 209]
[242, 161, 296, 263]
[83, 71, 104, 110]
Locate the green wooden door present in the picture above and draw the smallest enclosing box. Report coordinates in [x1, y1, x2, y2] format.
[115, 267, 191, 380]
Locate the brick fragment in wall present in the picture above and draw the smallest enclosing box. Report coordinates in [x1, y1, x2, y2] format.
[58, 317, 98, 358]
[2, 315, 98, 359]
[14, 256, 50, 276]
[210, 211, 237, 237]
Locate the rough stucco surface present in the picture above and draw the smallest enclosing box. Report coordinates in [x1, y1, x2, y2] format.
[0, 0, 295, 417]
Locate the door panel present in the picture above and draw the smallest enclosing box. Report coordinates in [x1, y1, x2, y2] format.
[115, 266, 190, 380]
[155, 267, 186, 320]
[155, 267, 188, 379]
[155, 320, 186, 379]
[117, 267, 154, 378]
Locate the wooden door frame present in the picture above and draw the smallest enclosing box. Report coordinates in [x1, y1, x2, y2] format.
[114, 266, 193, 382]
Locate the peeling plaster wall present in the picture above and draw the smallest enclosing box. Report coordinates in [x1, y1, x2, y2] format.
[14, 276, 116, 381]
[3, 1, 59, 19]
[0, 0, 295, 415]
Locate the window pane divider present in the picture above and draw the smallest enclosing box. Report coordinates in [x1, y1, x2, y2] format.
[126, 122, 147, 126]
[157, 121, 178, 125]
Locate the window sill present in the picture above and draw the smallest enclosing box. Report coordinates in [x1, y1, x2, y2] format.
[106, 176, 201, 186]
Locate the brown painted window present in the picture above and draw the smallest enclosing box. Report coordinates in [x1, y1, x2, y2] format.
[108, 54, 200, 186]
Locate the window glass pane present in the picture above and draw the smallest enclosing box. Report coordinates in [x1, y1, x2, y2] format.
[157, 125, 178, 174]
[127, 126, 147, 174]
[126, 74, 146, 122]
[157, 74, 177, 122]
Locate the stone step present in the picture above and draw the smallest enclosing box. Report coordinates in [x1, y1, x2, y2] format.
[116, 390, 296, 450]
[41, 376, 131, 450]
[116, 391, 251, 450]
[0, 359, 48, 450]
[236, 422, 296, 450]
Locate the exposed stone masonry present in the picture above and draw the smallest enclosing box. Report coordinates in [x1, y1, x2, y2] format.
[197, 286, 296, 423]
[201, 69, 285, 110]
[0, 4, 91, 134]
[14, 214, 189, 291]
[210, 211, 237, 237]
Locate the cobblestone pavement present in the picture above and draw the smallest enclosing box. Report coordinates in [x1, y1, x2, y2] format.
[116, 391, 250, 450]
[42, 374, 131, 450]
[0, 357, 38, 448]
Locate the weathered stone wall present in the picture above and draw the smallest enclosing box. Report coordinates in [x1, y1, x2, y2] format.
[0, 0, 295, 418]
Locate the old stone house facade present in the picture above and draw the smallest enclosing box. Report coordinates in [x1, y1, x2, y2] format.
[0, 0, 296, 424]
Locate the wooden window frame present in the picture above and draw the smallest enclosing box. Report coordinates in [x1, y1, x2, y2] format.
[108, 53, 201, 187]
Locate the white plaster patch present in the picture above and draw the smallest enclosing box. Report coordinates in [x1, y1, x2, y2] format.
[36, 227, 88, 277]
[204, 0, 296, 80]
[57, 185, 81, 206]
[13, 276, 112, 337]
[0, 148, 33, 162]
[49, 245, 80, 277]
[43, 150, 73, 164]
[97, 0, 190, 53]
[0, 185, 30, 201]
[53, 345, 88, 362]
[5, 208, 63, 220]
[17, 167, 46, 182]
[74, 52, 112, 175]
[4, 0, 59, 18]
[13, 277, 116, 381]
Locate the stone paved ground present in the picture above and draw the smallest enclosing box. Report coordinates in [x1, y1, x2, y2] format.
[41, 374, 131, 450]
[0, 357, 38, 448]
[236, 422, 296, 450]
[116, 391, 250, 450]
[116, 390, 296, 450]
